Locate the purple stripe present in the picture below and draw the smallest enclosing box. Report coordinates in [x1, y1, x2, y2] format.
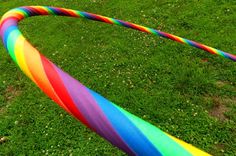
[52, 64, 134, 155]
[0, 18, 17, 37]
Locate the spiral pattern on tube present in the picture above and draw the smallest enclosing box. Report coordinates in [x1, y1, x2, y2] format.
[1, 6, 231, 155]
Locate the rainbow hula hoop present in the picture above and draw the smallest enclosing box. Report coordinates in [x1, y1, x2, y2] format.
[1, 6, 234, 156]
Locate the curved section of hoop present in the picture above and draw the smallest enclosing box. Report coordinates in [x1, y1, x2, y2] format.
[0, 6, 218, 156]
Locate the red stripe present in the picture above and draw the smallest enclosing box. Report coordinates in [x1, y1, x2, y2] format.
[165, 33, 181, 42]
[0, 17, 18, 30]
[40, 55, 91, 127]
[130, 23, 150, 33]
[98, 15, 113, 24]
[89, 13, 113, 24]
[34, 7, 50, 15]
[0, 14, 24, 28]
[199, 44, 216, 54]
[60, 8, 79, 17]
[172, 36, 185, 43]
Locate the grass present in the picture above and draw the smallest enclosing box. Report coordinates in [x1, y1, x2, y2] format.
[0, 0, 236, 155]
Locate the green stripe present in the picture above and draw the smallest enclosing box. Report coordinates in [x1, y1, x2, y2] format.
[47, 8, 56, 15]
[19, 9, 29, 17]
[7, 29, 21, 63]
[77, 11, 85, 18]
[113, 104, 192, 156]
[112, 19, 122, 26]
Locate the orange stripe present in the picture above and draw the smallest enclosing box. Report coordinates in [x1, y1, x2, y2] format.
[14, 35, 35, 82]
[34, 6, 49, 15]
[60, 8, 79, 17]
[2, 12, 25, 21]
[23, 40, 71, 113]
[36, 6, 50, 14]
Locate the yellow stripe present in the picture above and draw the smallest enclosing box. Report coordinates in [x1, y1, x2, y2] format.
[14, 35, 36, 82]
[209, 47, 220, 55]
[37, 6, 49, 13]
[166, 133, 212, 156]
[2, 11, 25, 21]
[177, 36, 185, 44]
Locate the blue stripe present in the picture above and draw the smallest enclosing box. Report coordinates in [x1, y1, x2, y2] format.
[18, 8, 32, 16]
[47, 7, 69, 16]
[87, 89, 162, 156]
[3, 25, 17, 51]
[80, 12, 102, 22]
[117, 20, 133, 28]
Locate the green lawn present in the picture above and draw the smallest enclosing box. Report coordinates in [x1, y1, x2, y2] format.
[0, 0, 236, 155]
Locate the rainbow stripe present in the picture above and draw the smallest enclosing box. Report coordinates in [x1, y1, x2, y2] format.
[1, 6, 231, 155]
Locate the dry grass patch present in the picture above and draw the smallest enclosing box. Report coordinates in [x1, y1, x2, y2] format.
[207, 96, 235, 121]
[4, 85, 21, 102]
